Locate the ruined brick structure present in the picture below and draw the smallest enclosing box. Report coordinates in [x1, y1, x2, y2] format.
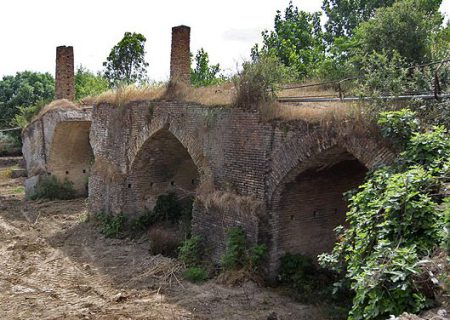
[23, 27, 395, 276]
[170, 26, 191, 84]
[55, 46, 75, 101]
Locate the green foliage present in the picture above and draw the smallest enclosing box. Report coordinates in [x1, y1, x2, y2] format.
[178, 235, 204, 267]
[356, 50, 409, 96]
[0, 132, 21, 156]
[278, 253, 316, 290]
[30, 176, 76, 201]
[75, 65, 109, 100]
[183, 267, 209, 283]
[221, 227, 267, 272]
[103, 32, 149, 87]
[378, 109, 420, 148]
[354, 0, 443, 64]
[97, 212, 126, 238]
[319, 111, 449, 320]
[234, 54, 291, 109]
[191, 48, 224, 87]
[222, 227, 247, 270]
[254, 1, 325, 79]
[0, 71, 54, 128]
[13, 100, 48, 128]
[322, 0, 396, 39]
[248, 244, 267, 272]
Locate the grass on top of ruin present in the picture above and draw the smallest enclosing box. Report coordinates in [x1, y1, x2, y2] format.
[80, 81, 236, 107]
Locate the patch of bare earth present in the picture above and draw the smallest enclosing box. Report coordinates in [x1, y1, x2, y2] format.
[0, 175, 324, 320]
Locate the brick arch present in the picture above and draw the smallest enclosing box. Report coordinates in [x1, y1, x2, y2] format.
[47, 121, 93, 196]
[125, 126, 206, 214]
[266, 131, 395, 271]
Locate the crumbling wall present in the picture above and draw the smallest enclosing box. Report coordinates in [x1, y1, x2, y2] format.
[22, 108, 92, 196]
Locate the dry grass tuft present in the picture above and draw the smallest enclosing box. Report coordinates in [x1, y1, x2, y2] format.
[81, 82, 235, 107]
[80, 84, 167, 107]
[261, 100, 365, 124]
[197, 191, 263, 217]
[35, 99, 80, 119]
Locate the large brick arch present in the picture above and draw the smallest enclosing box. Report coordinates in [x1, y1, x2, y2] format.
[266, 130, 395, 271]
[124, 123, 209, 215]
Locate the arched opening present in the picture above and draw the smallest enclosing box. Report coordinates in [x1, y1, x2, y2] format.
[277, 149, 368, 260]
[128, 129, 200, 213]
[47, 121, 93, 196]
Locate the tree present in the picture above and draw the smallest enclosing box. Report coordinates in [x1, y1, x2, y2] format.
[190, 49, 223, 87]
[103, 32, 149, 87]
[322, 0, 396, 40]
[75, 65, 109, 100]
[0, 71, 54, 128]
[253, 1, 325, 79]
[322, 0, 442, 41]
[354, 0, 444, 64]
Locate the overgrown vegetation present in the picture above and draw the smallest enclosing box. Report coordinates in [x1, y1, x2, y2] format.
[221, 227, 267, 273]
[30, 176, 77, 201]
[183, 266, 209, 283]
[318, 110, 449, 320]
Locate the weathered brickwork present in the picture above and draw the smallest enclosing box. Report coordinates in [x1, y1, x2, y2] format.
[170, 26, 191, 84]
[55, 46, 75, 101]
[23, 37, 398, 277]
[22, 108, 92, 196]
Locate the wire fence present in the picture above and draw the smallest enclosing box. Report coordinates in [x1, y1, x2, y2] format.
[278, 58, 450, 103]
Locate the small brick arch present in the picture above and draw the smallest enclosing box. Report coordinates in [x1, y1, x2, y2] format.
[47, 121, 93, 196]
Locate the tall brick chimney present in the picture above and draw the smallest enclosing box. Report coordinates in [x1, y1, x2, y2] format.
[55, 46, 75, 101]
[170, 26, 191, 85]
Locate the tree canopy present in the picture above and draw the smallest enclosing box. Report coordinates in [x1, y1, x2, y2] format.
[253, 1, 324, 79]
[75, 66, 109, 100]
[190, 48, 224, 87]
[0, 71, 54, 128]
[103, 32, 149, 87]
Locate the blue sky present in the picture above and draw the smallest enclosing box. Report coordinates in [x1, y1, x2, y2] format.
[0, 0, 448, 81]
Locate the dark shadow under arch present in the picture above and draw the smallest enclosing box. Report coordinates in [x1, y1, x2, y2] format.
[126, 129, 200, 214]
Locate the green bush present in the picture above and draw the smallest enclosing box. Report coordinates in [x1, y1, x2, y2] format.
[222, 227, 248, 270]
[234, 54, 292, 109]
[183, 267, 209, 283]
[221, 227, 267, 272]
[178, 235, 204, 267]
[97, 212, 126, 238]
[319, 110, 449, 320]
[30, 176, 76, 200]
[377, 109, 419, 148]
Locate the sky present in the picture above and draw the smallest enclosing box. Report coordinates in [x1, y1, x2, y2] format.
[0, 0, 449, 81]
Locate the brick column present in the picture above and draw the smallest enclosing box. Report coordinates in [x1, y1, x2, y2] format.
[55, 46, 75, 101]
[170, 26, 191, 85]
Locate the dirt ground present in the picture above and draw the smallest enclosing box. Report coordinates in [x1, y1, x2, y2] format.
[0, 171, 325, 320]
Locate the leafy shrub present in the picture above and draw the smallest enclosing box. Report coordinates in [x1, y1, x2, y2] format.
[97, 212, 126, 238]
[148, 226, 181, 256]
[377, 109, 419, 148]
[248, 244, 267, 272]
[30, 176, 76, 200]
[0, 132, 21, 156]
[319, 110, 449, 320]
[222, 227, 248, 270]
[221, 227, 267, 272]
[183, 267, 209, 283]
[234, 54, 291, 110]
[178, 235, 204, 267]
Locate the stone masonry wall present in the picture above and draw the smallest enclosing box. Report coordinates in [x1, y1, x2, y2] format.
[55, 46, 75, 101]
